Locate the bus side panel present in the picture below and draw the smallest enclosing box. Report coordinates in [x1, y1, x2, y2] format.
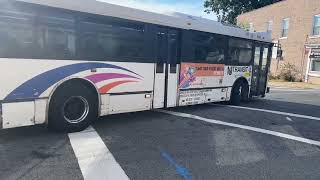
[178, 63, 252, 106]
[166, 64, 180, 108]
[0, 59, 154, 99]
[223, 66, 252, 87]
[96, 61, 155, 115]
[179, 63, 225, 90]
[108, 93, 153, 115]
[0, 59, 155, 128]
[178, 63, 225, 106]
[1, 99, 47, 129]
[2, 101, 35, 128]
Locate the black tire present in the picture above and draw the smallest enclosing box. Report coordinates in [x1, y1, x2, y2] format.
[230, 82, 241, 105]
[230, 81, 249, 105]
[240, 82, 250, 102]
[48, 81, 98, 132]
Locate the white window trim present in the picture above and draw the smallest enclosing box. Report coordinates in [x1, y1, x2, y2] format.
[267, 20, 273, 31]
[249, 22, 254, 32]
[311, 14, 320, 36]
[309, 56, 320, 74]
[310, 61, 320, 72]
[309, 35, 320, 39]
[281, 18, 290, 38]
[305, 49, 312, 82]
[308, 72, 320, 77]
[305, 49, 320, 81]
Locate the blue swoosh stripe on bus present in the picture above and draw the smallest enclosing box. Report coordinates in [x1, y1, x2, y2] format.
[4, 62, 140, 101]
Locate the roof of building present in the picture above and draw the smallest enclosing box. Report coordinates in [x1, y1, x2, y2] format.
[238, 0, 286, 17]
[18, 0, 272, 42]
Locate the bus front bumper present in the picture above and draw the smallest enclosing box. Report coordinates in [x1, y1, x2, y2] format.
[0, 100, 48, 129]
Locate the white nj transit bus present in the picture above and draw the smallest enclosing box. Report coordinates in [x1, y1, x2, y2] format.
[0, 0, 273, 132]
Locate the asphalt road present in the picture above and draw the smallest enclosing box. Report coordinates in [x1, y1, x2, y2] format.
[1, 88, 320, 180]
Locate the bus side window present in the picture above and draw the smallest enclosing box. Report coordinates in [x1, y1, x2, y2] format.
[79, 14, 147, 62]
[261, 47, 269, 70]
[189, 31, 226, 64]
[192, 32, 210, 63]
[81, 32, 104, 60]
[180, 30, 193, 62]
[0, 10, 37, 59]
[228, 39, 253, 65]
[206, 35, 227, 64]
[156, 28, 167, 73]
[36, 9, 76, 60]
[168, 29, 180, 73]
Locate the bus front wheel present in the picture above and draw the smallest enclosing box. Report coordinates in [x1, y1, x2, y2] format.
[48, 81, 99, 132]
[230, 81, 249, 105]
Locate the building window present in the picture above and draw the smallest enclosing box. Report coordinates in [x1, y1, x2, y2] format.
[312, 15, 320, 36]
[249, 23, 254, 32]
[267, 20, 273, 31]
[281, 18, 289, 38]
[311, 59, 320, 71]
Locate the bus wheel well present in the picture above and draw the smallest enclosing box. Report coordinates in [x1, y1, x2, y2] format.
[52, 78, 99, 98]
[47, 78, 100, 132]
[48, 78, 100, 117]
[232, 77, 249, 89]
[230, 77, 250, 104]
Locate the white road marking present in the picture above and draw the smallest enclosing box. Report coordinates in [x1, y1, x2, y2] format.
[212, 104, 320, 121]
[68, 126, 129, 180]
[286, 117, 293, 121]
[271, 125, 319, 157]
[156, 109, 320, 147]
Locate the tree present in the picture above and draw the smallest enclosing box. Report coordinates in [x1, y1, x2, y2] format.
[204, 0, 282, 24]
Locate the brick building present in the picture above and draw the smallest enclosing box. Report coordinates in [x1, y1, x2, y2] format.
[237, 0, 320, 84]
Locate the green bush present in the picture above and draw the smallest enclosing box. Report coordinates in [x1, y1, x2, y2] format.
[269, 73, 280, 80]
[279, 63, 302, 82]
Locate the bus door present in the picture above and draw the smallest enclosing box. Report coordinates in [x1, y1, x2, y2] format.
[251, 44, 271, 96]
[153, 27, 180, 108]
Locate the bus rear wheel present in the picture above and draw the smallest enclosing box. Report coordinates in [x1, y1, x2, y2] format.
[48, 81, 98, 132]
[230, 81, 249, 105]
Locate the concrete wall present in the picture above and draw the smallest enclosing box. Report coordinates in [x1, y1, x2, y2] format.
[308, 75, 320, 84]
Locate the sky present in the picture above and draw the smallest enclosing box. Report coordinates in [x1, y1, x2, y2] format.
[99, 0, 217, 20]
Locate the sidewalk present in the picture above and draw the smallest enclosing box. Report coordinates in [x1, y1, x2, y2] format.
[268, 80, 320, 89]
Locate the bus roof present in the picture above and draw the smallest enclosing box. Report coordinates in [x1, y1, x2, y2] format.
[18, 0, 272, 43]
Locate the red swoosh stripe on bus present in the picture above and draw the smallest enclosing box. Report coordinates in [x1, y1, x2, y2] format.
[99, 80, 138, 94]
[85, 73, 141, 84]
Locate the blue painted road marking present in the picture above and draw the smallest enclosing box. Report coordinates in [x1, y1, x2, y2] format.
[161, 150, 191, 180]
